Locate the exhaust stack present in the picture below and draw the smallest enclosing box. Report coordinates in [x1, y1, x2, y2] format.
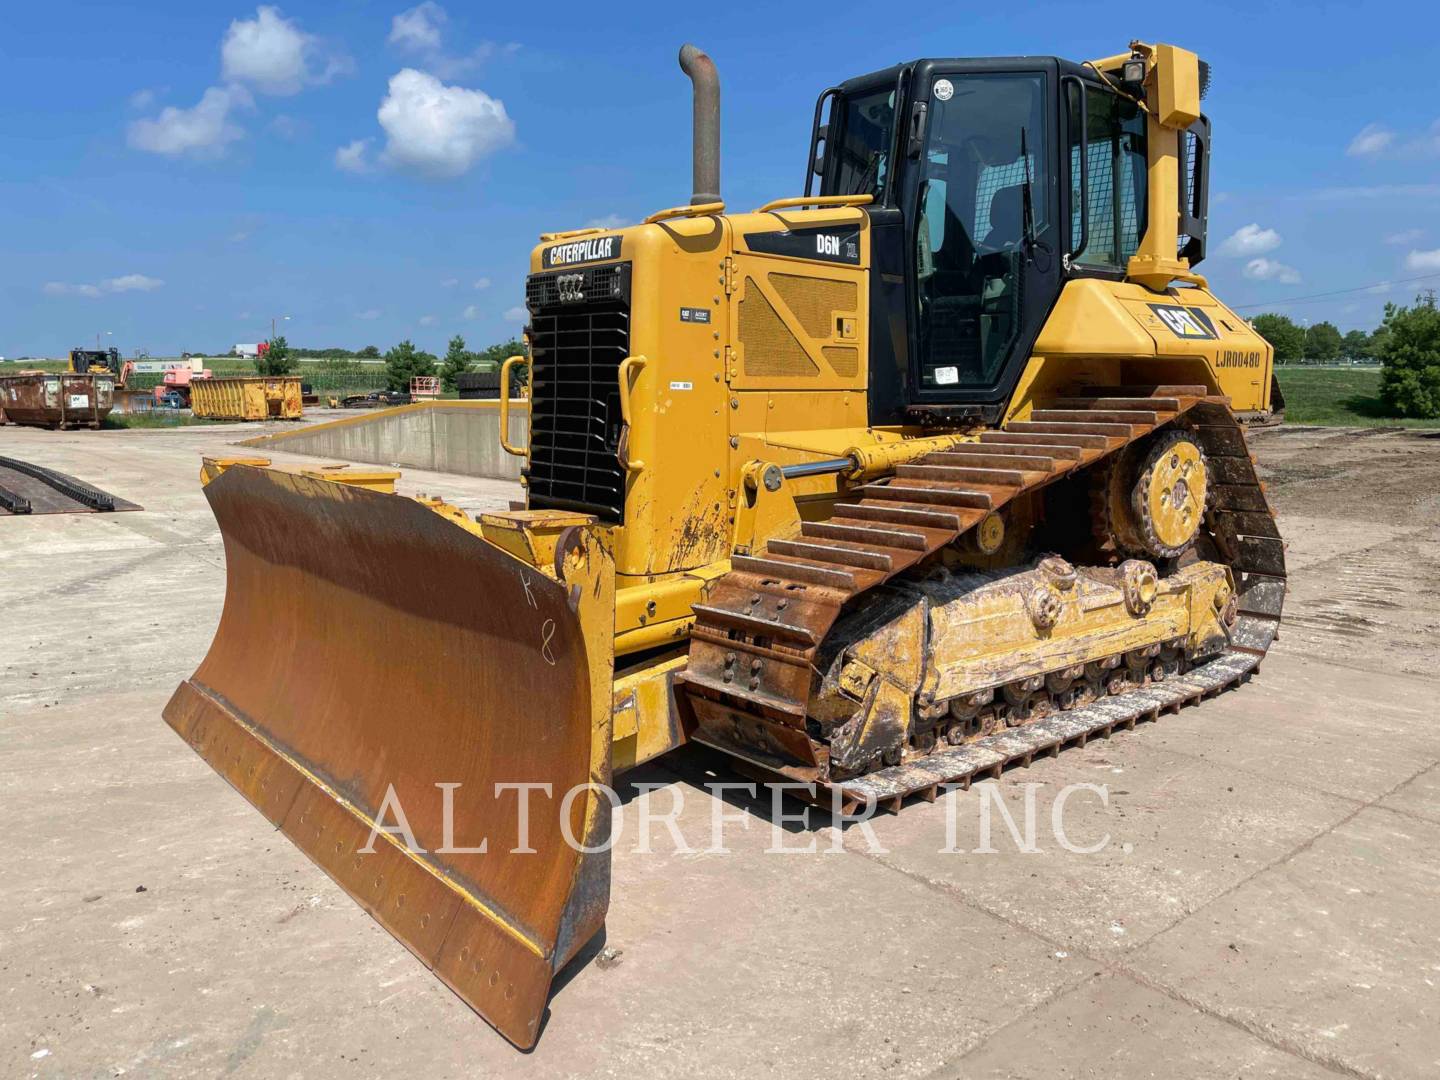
[678, 43, 720, 205]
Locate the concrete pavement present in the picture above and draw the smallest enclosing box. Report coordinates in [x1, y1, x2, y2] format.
[2, 421, 1436, 1079]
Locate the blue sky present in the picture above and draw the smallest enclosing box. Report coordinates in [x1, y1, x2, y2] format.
[2, 0, 1438, 359]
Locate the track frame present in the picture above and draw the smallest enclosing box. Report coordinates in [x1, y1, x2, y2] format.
[679, 390, 1286, 799]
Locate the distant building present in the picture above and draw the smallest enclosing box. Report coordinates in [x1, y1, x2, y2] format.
[232, 342, 270, 359]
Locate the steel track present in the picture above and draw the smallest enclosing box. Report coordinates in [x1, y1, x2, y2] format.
[0, 455, 116, 511]
[679, 390, 1287, 805]
[0, 480, 32, 514]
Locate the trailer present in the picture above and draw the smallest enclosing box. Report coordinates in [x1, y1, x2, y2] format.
[0, 372, 115, 429]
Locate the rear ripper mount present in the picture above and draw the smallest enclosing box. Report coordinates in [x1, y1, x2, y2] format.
[0, 455, 139, 516]
[680, 387, 1286, 811]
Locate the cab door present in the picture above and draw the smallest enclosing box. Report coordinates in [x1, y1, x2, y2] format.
[900, 61, 1064, 414]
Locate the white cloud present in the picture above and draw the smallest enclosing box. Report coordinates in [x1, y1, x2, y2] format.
[426, 42, 518, 81]
[473, 277, 491, 290]
[128, 87, 160, 110]
[386, 4, 515, 78]
[221, 6, 349, 96]
[104, 274, 164, 292]
[335, 138, 373, 173]
[503, 305, 527, 322]
[462, 304, 479, 319]
[1385, 228, 1424, 246]
[128, 85, 251, 158]
[1414, 120, 1440, 157]
[1347, 123, 1395, 157]
[43, 282, 103, 298]
[1404, 248, 1440, 271]
[1313, 184, 1440, 201]
[1345, 120, 1440, 159]
[376, 68, 515, 178]
[585, 213, 627, 230]
[268, 114, 306, 140]
[440, 277, 459, 287]
[357, 308, 382, 320]
[1243, 257, 1301, 284]
[389, 2, 446, 52]
[1219, 223, 1281, 257]
[418, 314, 438, 326]
[43, 274, 164, 298]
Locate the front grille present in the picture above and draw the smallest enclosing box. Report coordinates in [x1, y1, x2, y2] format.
[526, 263, 627, 310]
[525, 262, 632, 522]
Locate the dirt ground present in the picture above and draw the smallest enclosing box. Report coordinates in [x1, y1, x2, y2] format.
[2, 421, 1437, 1079]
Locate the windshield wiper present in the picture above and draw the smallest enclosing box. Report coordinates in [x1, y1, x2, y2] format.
[1019, 126, 1037, 257]
[849, 151, 882, 196]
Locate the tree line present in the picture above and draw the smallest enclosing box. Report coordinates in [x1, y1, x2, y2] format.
[1252, 291, 1440, 418]
[1249, 315, 1375, 365]
[255, 335, 526, 394]
[380, 336, 528, 393]
[289, 345, 383, 360]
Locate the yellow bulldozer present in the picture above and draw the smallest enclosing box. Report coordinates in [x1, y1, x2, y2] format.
[165, 41, 1285, 1048]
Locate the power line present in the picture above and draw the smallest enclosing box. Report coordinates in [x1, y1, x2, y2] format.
[1230, 272, 1440, 311]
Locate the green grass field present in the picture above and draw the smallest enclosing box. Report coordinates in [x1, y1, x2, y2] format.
[1274, 366, 1440, 427]
[102, 411, 232, 429]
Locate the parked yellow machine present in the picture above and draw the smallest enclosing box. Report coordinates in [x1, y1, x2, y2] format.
[190, 376, 303, 421]
[166, 41, 1284, 1048]
[68, 346, 121, 376]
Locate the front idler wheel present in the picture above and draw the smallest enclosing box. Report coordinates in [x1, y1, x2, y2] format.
[1104, 429, 1209, 559]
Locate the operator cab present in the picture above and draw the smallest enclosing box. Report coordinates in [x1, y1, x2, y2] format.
[810, 55, 1208, 425]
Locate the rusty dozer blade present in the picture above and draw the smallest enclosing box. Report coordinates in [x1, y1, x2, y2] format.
[164, 465, 615, 1049]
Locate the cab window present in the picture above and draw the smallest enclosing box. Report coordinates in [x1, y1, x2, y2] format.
[828, 87, 896, 201]
[1069, 86, 1147, 269]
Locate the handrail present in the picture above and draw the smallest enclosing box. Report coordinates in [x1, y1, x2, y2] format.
[1170, 270, 1210, 288]
[498, 355, 529, 457]
[753, 194, 873, 214]
[803, 86, 840, 198]
[539, 226, 603, 242]
[616, 355, 648, 472]
[643, 201, 725, 225]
